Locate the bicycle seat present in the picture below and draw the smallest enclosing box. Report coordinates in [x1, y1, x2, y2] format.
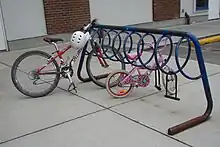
[43, 37, 64, 43]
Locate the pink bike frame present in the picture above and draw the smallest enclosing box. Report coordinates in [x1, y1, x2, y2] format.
[120, 39, 168, 85]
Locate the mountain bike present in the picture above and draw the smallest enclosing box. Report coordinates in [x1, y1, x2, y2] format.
[105, 41, 177, 98]
[11, 19, 125, 98]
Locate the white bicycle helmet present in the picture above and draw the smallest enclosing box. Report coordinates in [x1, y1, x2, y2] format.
[70, 31, 87, 49]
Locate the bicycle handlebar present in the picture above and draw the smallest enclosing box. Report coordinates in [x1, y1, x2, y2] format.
[82, 19, 98, 32]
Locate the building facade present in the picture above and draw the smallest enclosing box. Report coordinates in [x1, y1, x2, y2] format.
[0, 0, 219, 51]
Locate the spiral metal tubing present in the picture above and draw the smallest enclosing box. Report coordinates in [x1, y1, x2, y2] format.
[84, 24, 214, 136]
[89, 27, 201, 79]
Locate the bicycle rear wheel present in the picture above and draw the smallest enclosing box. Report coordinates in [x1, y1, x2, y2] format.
[11, 50, 60, 98]
[86, 46, 126, 88]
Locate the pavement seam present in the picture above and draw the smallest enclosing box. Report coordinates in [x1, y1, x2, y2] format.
[58, 85, 198, 147]
[63, 88, 193, 147]
[108, 109, 193, 147]
[0, 61, 10, 67]
[2, 60, 220, 108]
[64, 72, 220, 147]
[1, 61, 220, 146]
[53, 69, 220, 146]
[0, 109, 106, 145]
[0, 81, 193, 146]
[66, 88, 194, 146]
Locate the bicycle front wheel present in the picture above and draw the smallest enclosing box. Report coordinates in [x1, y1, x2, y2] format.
[106, 70, 134, 98]
[11, 50, 60, 98]
[86, 47, 126, 88]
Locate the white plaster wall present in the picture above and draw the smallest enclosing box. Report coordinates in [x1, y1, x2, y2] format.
[89, 0, 153, 25]
[0, 3, 7, 50]
[1, 0, 47, 41]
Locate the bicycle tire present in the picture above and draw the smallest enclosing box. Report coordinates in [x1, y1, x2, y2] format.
[11, 50, 60, 98]
[86, 47, 126, 88]
[106, 70, 134, 98]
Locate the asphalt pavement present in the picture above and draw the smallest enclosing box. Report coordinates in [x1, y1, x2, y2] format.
[161, 42, 220, 65]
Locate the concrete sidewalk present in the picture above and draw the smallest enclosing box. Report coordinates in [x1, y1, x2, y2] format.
[0, 42, 220, 146]
[159, 19, 220, 39]
[7, 19, 220, 51]
[1, 20, 220, 146]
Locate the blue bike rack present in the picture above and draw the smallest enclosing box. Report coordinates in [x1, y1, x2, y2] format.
[80, 24, 213, 136]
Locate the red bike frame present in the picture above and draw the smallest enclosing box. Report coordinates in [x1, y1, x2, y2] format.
[36, 41, 108, 75]
[36, 44, 72, 75]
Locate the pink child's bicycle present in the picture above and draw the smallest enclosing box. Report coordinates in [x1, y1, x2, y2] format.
[105, 40, 176, 98]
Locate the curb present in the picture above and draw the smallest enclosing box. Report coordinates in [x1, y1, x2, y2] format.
[191, 34, 220, 46]
[2, 32, 220, 53]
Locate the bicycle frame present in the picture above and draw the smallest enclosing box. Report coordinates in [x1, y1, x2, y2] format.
[36, 32, 107, 76]
[36, 44, 72, 75]
[120, 43, 166, 86]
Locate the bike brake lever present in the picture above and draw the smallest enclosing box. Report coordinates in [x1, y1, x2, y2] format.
[92, 19, 98, 24]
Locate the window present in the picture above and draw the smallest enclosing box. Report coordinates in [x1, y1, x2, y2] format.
[196, 0, 209, 11]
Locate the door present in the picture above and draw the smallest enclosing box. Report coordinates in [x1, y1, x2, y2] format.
[208, 0, 220, 20]
[0, 2, 7, 51]
[1, 0, 47, 41]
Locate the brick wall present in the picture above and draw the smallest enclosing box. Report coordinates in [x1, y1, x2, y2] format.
[43, 0, 90, 34]
[153, 0, 180, 21]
